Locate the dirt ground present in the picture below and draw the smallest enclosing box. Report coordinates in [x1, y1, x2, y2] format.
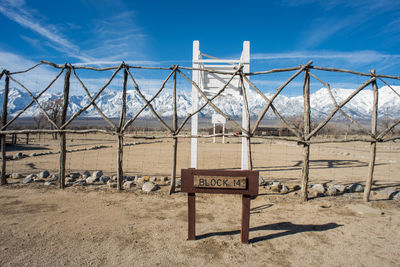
[4, 133, 400, 185]
[0, 185, 399, 266]
[0, 133, 400, 266]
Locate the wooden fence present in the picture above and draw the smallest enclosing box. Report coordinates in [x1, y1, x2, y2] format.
[0, 60, 399, 201]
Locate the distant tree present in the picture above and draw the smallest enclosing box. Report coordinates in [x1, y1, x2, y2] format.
[33, 113, 46, 129]
[286, 115, 304, 133]
[34, 97, 63, 139]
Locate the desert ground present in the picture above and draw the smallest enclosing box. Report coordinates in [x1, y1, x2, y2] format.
[0, 132, 399, 266]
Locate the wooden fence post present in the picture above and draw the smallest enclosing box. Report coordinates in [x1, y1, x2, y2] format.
[170, 67, 178, 194]
[117, 66, 128, 191]
[59, 66, 71, 189]
[364, 70, 378, 202]
[240, 73, 253, 170]
[301, 68, 311, 202]
[1, 71, 10, 185]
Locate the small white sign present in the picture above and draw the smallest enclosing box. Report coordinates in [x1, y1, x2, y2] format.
[212, 114, 226, 124]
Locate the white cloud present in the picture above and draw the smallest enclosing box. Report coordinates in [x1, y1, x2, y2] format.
[72, 60, 161, 66]
[252, 50, 400, 64]
[0, 0, 94, 62]
[0, 1, 149, 64]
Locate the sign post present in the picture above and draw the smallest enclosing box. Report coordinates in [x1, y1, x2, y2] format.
[181, 169, 259, 243]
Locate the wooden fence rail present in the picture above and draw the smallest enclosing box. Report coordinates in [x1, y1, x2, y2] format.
[1, 61, 400, 202]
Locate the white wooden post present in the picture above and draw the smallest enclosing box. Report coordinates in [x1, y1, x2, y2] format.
[191, 40, 250, 169]
[213, 123, 216, 143]
[241, 41, 250, 170]
[191, 41, 200, 168]
[222, 123, 225, 144]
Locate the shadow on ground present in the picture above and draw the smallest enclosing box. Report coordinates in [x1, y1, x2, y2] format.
[196, 221, 342, 243]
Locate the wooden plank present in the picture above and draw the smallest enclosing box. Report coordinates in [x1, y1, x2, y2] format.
[117, 67, 128, 192]
[117, 135, 123, 191]
[2, 68, 65, 130]
[1, 72, 9, 185]
[188, 193, 196, 240]
[59, 66, 71, 189]
[181, 169, 258, 195]
[301, 69, 310, 202]
[252, 61, 313, 134]
[241, 195, 251, 244]
[170, 69, 178, 194]
[364, 71, 378, 202]
[307, 77, 375, 139]
[193, 175, 247, 189]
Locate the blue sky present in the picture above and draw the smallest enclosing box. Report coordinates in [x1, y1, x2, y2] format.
[0, 0, 399, 95]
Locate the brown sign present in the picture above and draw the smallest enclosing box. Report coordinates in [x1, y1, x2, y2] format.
[193, 175, 247, 189]
[181, 169, 258, 195]
[181, 169, 259, 244]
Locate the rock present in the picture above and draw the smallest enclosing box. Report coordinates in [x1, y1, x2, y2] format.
[33, 178, 45, 182]
[280, 185, 289, 194]
[92, 171, 103, 179]
[175, 178, 181, 188]
[393, 192, 400, 201]
[258, 177, 267, 186]
[123, 181, 135, 189]
[111, 175, 117, 181]
[51, 174, 59, 181]
[82, 174, 89, 179]
[349, 183, 364, 193]
[326, 185, 338, 196]
[39, 170, 50, 179]
[68, 172, 80, 179]
[83, 170, 91, 177]
[311, 184, 325, 194]
[134, 175, 141, 181]
[86, 176, 97, 184]
[159, 176, 168, 182]
[5, 155, 13, 160]
[11, 173, 23, 179]
[99, 176, 110, 184]
[308, 189, 320, 198]
[142, 182, 158, 192]
[73, 179, 86, 186]
[270, 181, 281, 192]
[376, 188, 399, 200]
[150, 177, 157, 182]
[66, 177, 75, 183]
[333, 184, 346, 194]
[44, 181, 53, 186]
[143, 175, 150, 181]
[124, 176, 134, 181]
[13, 152, 24, 160]
[135, 177, 145, 186]
[23, 176, 34, 184]
[290, 185, 301, 191]
[107, 180, 117, 188]
[30, 153, 37, 157]
[26, 174, 36, 179]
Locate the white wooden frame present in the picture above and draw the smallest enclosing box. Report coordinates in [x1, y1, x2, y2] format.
[191, 40, 250, 169]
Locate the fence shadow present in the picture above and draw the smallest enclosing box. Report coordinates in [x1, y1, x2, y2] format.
[6, 144, 50, 152]
[253, 159, 386, 172]
[196, 221, 342, 243]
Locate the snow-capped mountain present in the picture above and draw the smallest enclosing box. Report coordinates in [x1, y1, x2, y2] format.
[1, 85, 399, 120]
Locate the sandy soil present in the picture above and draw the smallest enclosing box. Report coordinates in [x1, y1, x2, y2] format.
[0, 185, 399, 266]
[1, 133, 399, 266]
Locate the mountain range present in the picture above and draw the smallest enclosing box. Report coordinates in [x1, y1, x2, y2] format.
[1, 85, 399, 120]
